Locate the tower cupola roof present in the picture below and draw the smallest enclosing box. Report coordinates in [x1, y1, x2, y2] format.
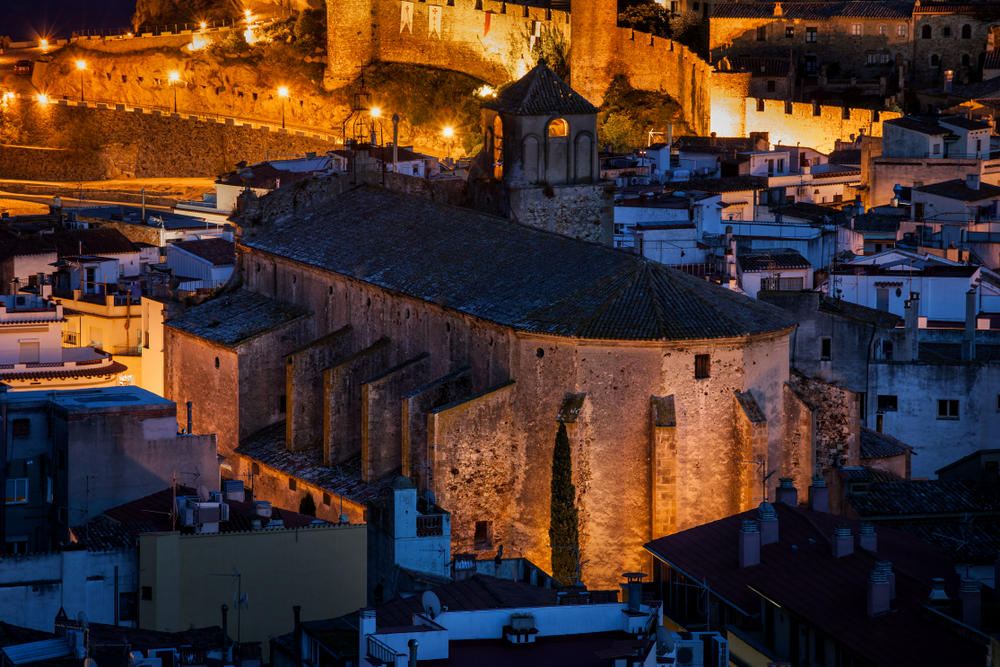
[483, 59, 598, 116]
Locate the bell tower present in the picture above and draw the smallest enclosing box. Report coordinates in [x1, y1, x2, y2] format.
[478, 60, 612, 245]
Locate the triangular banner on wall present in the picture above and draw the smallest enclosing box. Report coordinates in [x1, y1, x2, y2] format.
[400, 1, 413, 33]
[429, 5, 442, 38]
[484, 11, 491, 37]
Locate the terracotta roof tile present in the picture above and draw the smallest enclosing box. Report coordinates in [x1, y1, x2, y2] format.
[165, 289, 309, 347]
[172, 238, 236, 266]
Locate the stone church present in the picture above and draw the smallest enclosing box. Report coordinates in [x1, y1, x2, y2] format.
[165, 65, 822, 588]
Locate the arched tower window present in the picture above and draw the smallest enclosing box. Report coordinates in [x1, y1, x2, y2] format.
[961, 24, 972, 39]
[492, 115, 503, 180]
[547, 118, 569, 137]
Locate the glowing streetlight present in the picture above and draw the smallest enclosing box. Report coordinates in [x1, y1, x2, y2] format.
[277, 85, 289, 128]
[75, 60, 87, 102]
[200, 21, 207, 30]
[244, 9, 252, 21]
[442, 125, 455, 161]
[36, 93, 49, 105]
[39, 38, 49, 50]
[370, 106, 382, 119]
[1, 92, 15, 104]
[168, 71, 181, 113]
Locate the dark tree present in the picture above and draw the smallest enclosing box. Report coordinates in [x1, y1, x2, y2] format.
[549, 421, 579, 586]
[299, 492, 317, 517]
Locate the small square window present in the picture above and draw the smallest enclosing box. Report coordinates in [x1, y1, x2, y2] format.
[937, 399, 959, 420]
[806, 27, 818, 42]
[757, 26, 767, 41]
[851, 23, 862, 35]
[279, 394, 287, 413]
[5, 479, 27, 505]
[786, 26, 795, 38]
[323, 492, 331, 506]
[820, 338, 832, 361]
[877, 395, 897, 412]
[11, 419, 30, 438]
[141, 586, 153, 601]
[289, 477, 297, 491]
[695, 354, 710, 379]
[474, 521, 493, 550]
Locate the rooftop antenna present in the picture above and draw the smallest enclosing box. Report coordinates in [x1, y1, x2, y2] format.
[735, 453, 774, 502]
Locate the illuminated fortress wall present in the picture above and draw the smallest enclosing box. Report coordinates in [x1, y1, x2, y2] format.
[743, 99, 900, 153]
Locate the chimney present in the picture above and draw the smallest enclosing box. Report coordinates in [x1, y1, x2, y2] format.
[959, 577, 981, 628]
[775, 478, 798, 506]
[928, 577, 949, 607]
[293, 606, 303, 667]
[966, 173, 980, 191]
[963, 288, 977, 361]
[408, 639, 418, 667]
[622, 572, 646, 612]
[901, 293, 920, 362]
[867, 568, 891, 617]
[859, 521, 877, 553]
[186, 401, 193, 435]
[877, 561, 896, 600]
[832, 526, 853, 558]
[758, 502, 779, 545]
[358, 609, 376, 663]
[739, 519, 761, 568]
[253, 500, 272, 518]
[221, 604, 230, 661]
[809, 476, 829, 513]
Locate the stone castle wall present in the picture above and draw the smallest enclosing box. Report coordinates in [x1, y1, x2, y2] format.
[743, 99, 900, 154]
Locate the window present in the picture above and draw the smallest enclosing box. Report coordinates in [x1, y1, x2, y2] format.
[757, 98, 766, 111]
[214, 357, 219, 369]
[547, 118, 568, 138]
[942, 26, 951, 38]
[767, 79, 776, 92]
[962, 24, 971, 39]
[786, 26, 795, 38]
[141, 586, 153, 601]
[288, 477, 297, 491]
[851, 24, 862, 35]
[4, 539, 27, 556]
[252, 462, 260, 475]
[877, 395, 898, 412]
[323, 492, 331, 506]
[806, 27, 817, 42]
[804, 55, 818, 73]
[474, 521, 493, 550]
[932, 143, 941, 154]
[876, 288, 890, 312]
[921, 25, 931, 39]
[767, 159, 775, 175]
[492, 115, 504, 180]
[881, 339, 893, 360]
[820, 337, 832, 361]
[5, 479, 28, 505]
[937, 399, 959, 419]
[11, 419, 29, 438]
[143, 331, 149, 348]
[757, 25, 767, 41]
[897, 24, 906, 37]
[963, 53, 971, 67]
[279, 394, 287, 413]
[914, 202, 925, 219]
[930, 54, 940, 67]
[695, 354, 710, 379]
[879, 25, 886, 36]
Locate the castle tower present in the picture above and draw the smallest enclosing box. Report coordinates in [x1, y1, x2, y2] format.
[480, 60, 612, 245]
[569, 0, 619, 106]
[324, 0, 376, 89]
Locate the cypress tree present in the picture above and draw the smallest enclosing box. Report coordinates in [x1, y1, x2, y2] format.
[298, 492, 317, 517]
[549, 421, 579, 586]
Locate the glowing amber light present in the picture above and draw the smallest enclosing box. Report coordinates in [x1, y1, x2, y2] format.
[39, 39, 49, 49]
[75, 60, 86, 70]
[277, 86, 289, 98]
[370, 106, 382, 119]
[168, 71, 181, 83]
[36, 94, 49, 104]
[442, 126, 455, 138]
[200, 21, 207, 30]
[475, 84, 496, 98]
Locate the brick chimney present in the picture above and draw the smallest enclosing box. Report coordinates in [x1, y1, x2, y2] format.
[739, 519, 761, 568]
[758, 502, 779, 545]
[775, 477, 798, 506]
[867, 568, 891, 617]
[809, 476, 829, 513]
[832, 526, 853, 558]
[959, 577, 981, 629]
[859, 521, 877, 553]
[963, 288, 977, 361]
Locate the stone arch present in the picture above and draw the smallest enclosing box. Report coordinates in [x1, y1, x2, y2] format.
[574, 131, 595, 183]
[962, 23, 972, 39]
[522, 134, 542, 183]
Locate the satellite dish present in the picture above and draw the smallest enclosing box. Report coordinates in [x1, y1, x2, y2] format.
[198, 485, 210, 501]
[77, 611, 88, 629]
[421, 591, 441, 620]
[84, 658, 98, 667]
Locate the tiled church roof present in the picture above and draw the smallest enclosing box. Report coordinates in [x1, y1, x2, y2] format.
[483, 60, 598, 116]
[713, 1, 914, 19]
[241, 186, 795, 341]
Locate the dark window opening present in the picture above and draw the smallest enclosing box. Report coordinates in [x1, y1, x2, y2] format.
[214, 357, 219, 369]
[922, 25, 931, 39]
[820, 338, 832, 360]
[767, 80, 776, 92]
[119, 592, 138, 621]
[536, 348, 545, 358]
[289, 477, 297, 491]
[695, 354, 710, 379]
[937, 399, 959, 419]
[323, 492, 331, 506]
[279, 394, 287, 413]
[141, 586, 153, 601]
[877, 395, 898, 412]
[757, 26, 766, 41]
[11, 419, 30, 438]
[474, 521, 493, 550]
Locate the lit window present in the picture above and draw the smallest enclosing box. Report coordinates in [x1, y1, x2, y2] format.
[937, 399, 959, 419]
[548, 118, 568, 138]
[897, 24, 906, 37]
[879, 25, 886, 36]
[5, 479, 28, 505]
[851, 24, 862, 35]
[786, 26, 795, 38]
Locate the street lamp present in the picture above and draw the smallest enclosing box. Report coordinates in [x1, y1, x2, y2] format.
[277, 85, 289, 129]
[369, 106, 381, 119]
[75, 60, 86, 102]
[39, 39, 48, 50]
[442, 125, 455, 161]
[168, 71, 180, 113]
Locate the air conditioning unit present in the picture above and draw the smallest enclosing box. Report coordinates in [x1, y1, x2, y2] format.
[708, 635, 729, 667]
[674, 639, 704, 667]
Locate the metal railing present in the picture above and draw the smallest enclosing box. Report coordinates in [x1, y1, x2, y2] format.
[416, 514, 444, 537]
[366, 636, 402, 664]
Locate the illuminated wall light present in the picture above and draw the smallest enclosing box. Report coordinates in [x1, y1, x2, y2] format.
[370, 106, 382, 119]
[244, 28, 257, 44]
[36, 93, 50, 105]
[39, 38, 49, 50]
[187, 35, 209, 51]
[200, 21, 207, 30]
[475, 84, 496, 98]
[442, 125, 455, 138]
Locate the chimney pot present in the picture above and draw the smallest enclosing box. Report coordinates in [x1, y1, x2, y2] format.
[833, 525, 854, 558]
[867, 568, 891, 617]
[960, 577, 981, 628]
[758, 502, 779, 545]
[809, 476, 829, 513]
[739, 520, 761, 568]
[876, 561, 896, 599]
[859, 521, 877, 552]
[775, 477, 798, 506]
[928, 577, 949, 605]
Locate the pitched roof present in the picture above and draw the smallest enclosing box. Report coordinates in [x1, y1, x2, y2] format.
[847, 479, 1000, 517]
[727, 55, 792, 77]
[645, 503, 986, 667]
[939, 115, 992, 131]
[860, 427, 913, 459]
[883, 116, 950, 135]
[165, 289, 309, 347]
[738, 248, 811, 271]
[171, 238, 235, 266]
[914, 178, 1000, 201]
[713, 1, 914, 19]
[818, 296, 901, 328]
[483, 60, 597, 116]
[241, 186, 795, 341]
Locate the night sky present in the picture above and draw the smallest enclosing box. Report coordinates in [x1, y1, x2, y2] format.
[2, 0, 137, 41]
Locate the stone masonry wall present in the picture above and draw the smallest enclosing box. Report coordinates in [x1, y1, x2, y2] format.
[743, 99, 899, 154]
[507, 183, 614, 246]
[402, 367, 474, 490]
[324, 339, 392, 466]
[362, 353, 432, 481]
[286, 327, 354, 452]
